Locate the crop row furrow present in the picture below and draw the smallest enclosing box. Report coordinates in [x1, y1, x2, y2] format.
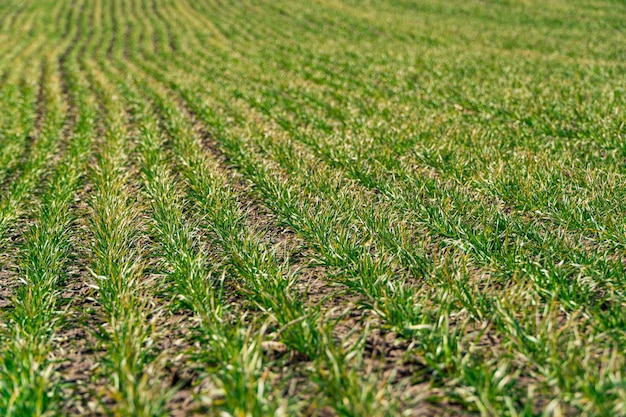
[151, 16, 626, 332]
[123, 9, 626, 412]
[109, 31, 400, 412]
[0, 25, 94, 416]
[78, 52, 170, 414]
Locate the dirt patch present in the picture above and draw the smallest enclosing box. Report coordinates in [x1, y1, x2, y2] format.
[155, 309, 216, 416]
[54, 260, 106, 416]
[0, 267, 17, 317]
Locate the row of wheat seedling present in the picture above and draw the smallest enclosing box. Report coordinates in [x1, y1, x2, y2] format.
[121, 34, 497, 414]
[0, 27, 97, 414]
[164, 0, 625, 316]
[79, 54, 169, 414]
[127, 10, 626, 413]
[85, 5, 392, 400]
[164, 15, 623, 322]
[97, 30, 399, 411]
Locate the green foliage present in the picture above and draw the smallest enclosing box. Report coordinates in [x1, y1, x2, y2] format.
[0, 0, 624, 415]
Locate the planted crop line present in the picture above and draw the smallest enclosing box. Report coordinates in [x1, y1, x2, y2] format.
[0, 55, 68, 249]
[138, 11, 626, 333]
[125, 4, 624, 412]
[121, 38, 574, 414]
[128, 50, 433, 334]
[1, 0, 625, 415]
[73, 51, 172, 415]
[109, 52, 397, 414]
[0, 55, 89, 417]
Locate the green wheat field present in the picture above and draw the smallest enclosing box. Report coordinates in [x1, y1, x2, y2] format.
[0, 0, 625, 416]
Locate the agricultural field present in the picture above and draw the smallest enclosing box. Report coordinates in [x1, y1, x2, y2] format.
[0, 0, 625, 415]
